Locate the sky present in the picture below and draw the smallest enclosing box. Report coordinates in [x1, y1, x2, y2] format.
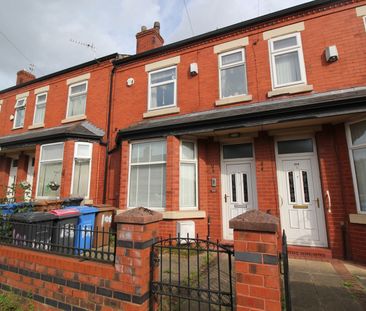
[0, 0, 309, 90]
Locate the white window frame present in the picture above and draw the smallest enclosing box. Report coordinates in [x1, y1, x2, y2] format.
[127, 139, 167, 211]
[269, 32, 307, 89]
[70, 142, 93, 199]
[346, 119, 366, 214]
[13, 97, 27, 129]
[66, 80, 88, 118]
[148, 66, 177, 111]
[179, 140, 199, 211]
[36, 142, 64, 199]
[218, 48, 247, 99]
[33, 92, 47, 125]
[364, 16, 366, 31]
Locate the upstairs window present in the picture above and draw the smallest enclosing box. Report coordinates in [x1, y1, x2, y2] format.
[269, 33, 306, 88]
[14, 98, 26, 128]
[148, 66, 177, 110]
[33, 93, 47, 125]
[219, 49, 247, 98]
[67, 81, 87, 118]
[71, 142, 92, 198]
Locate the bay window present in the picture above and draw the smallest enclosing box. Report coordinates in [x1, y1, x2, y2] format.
[71, 142, 92, 198]
[14, 98, 26, 128]
[128, 140, 166, 210]
[33, 92, 47, 125]
[148, 66, 176, 110]
[67, 81, 87, 118]
[180, 141, 198, 210]
[347, 120, 366, 213]
[37, 143, 64, 198]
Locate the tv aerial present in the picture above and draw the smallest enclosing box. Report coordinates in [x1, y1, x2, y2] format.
[69, 38, 97, 59]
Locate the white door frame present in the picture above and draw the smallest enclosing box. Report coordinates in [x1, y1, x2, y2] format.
[220, 142, 258, 240]
[275, 135, 328, 247]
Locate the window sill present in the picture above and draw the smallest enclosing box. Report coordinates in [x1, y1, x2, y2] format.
[11, 126, 23, 131]
[215, 94, 252, 106]
[267, 84, 313, 98]
[349, 213, 366, 225]
[162, 210, 206, 220]
[28, 123, 44, 130]
[143, 107, 180, 119]
[61, 115, 87, 124]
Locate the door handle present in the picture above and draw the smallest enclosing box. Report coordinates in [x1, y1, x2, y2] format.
[279, 195, 283, 207]
[224, 194, 229, 203]
[316, 198, 320, 208]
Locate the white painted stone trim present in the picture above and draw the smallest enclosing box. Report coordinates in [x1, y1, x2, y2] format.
[34, 85, 49, 94]
[28, 123, 45, 130]
[267, 84, 313, 98]
[16, 91, 29, 99]
[66, 73, 91, 85]
[263, 22, 305, 40]
[215, 94, 252, 106]
[0, 100, 3, 112]
[145, 56, 181, 72]
[61, 114, 87, 123]
[214, 37, 249, 54]
[143, 106, 180, 118]
[162, 211, 206, 220]
[349, 213, 366, 224]
[356, 5, 366, 16]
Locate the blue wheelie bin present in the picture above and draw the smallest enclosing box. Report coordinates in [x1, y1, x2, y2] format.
[64, 206, 98, 252]
[0, 204, 17, 219]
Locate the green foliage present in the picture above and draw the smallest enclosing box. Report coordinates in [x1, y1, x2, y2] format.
[0, 292, 34, 311]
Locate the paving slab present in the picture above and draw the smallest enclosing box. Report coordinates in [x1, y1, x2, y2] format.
[289, 259, 365, 311]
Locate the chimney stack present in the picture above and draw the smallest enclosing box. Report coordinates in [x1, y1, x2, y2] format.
[136, 21, 164, 54]
[16, 70, 36, 85]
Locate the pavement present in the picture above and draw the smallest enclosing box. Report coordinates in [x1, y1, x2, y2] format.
[289, 259, 366, 311]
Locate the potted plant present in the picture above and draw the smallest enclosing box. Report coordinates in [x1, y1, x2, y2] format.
[47, 181, 60, 191]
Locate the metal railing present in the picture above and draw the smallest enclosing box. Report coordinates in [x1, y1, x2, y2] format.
[0, 219, 116, 263]
[281, 230, 292, 311]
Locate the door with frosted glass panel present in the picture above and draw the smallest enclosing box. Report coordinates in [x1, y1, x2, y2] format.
[223, 163, 256, 240]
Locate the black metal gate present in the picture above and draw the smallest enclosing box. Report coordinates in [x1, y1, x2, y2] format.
[281, 230, 292, 311]
[151, 234, 235, 311]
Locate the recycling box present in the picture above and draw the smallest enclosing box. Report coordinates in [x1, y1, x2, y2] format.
[11, 212, 56, 250]
[65, 206, 98, 252]
[49, 208, 80, 255]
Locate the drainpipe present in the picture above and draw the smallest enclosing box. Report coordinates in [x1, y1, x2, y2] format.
[102, 64, 116, 204]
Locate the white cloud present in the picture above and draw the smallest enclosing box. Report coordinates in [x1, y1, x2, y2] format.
[0, 0, 309, 90]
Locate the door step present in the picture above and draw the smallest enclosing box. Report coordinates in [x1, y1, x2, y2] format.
[288, 245, 332, 261]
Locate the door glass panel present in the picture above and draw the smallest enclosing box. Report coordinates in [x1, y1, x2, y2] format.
[288, 171, 296, 203]
[231, 174, 237, 202]
[242, 174, 248, 202]
[302, 171, 310, 203]
[278, 139, 313, 154]
[223, 143, 253, 159]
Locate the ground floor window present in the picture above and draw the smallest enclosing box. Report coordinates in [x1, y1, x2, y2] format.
[347, 120, 366, 213]
[71, 142, 92, 198]
[128, 140, 166, 210]
[37, 143, 64, 198]
[180, 140, 198, 210]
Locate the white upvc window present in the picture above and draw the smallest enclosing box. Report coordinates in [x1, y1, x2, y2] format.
[364, 16, 366, 31]
[148, 66, 177, 110]
[219, 48, 247, 98]
[36, 143, 64, 198]
[33, 92, 47, 125]
[71, 142, 92, 198]
[128, 140, 167, 210]
[269, 33, 307, 88]
[66, 81, 88, 118]
[180, 141, 198, 210]
[347, 119, 366, 214]
[13, 98, 26, 129]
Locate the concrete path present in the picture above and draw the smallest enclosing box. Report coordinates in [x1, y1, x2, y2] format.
[289, 259, 366, 311]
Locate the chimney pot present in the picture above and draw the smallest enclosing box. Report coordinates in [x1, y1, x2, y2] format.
[141, 25, 147, 32]
[154, 21, 160, 31]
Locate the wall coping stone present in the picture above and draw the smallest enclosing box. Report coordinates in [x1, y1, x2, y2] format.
[114, 207, 163, 224]
[229, 210, 279, 233]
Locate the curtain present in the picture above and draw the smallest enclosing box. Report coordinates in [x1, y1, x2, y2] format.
[275, 51, 301, 85]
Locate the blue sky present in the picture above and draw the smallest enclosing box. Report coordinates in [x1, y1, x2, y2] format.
[0, 0, 309, 90]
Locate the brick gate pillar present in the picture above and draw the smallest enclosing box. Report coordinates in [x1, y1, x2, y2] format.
[230, 210, 282, 311]
[114, 207, 162, 310]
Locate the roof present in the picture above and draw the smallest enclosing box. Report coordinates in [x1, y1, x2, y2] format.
[113, 0, 345, 67]
[0, 53, 126, 95]
[0, 121, 105, 150]
[116, 87, 366, 141]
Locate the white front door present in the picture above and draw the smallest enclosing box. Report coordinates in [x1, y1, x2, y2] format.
[25, 157, 35, 201]
[276, 139, 327, 247]
[7, 159, 18, 200]
[222, 162, 257, 240]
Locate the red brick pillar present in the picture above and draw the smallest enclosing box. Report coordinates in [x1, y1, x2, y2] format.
[114, 207, 162, 310]
[0, 156, 11, 197]
[230, 210, 282, 311]
[15, 153, 29, 201]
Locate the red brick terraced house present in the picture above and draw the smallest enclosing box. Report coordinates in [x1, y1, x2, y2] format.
[110, 0, 366, 263]
[0, 53, 125, 205]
